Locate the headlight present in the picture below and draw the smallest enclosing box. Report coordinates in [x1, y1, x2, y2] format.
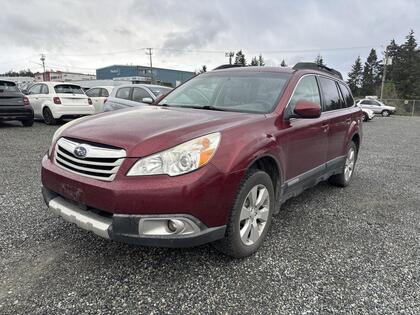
[127, 132, 221, 176]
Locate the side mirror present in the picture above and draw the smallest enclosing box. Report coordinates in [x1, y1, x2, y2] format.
[22, 89, 29, 95]
[293, 100, 321, 119]
[142, 97, 153, 104]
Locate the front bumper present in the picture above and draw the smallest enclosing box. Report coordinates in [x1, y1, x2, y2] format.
[42, 186, 226, 247]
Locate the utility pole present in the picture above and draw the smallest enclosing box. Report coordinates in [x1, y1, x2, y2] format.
[145, 48, 153, 84]
[380, 47, 389, 101]
[40, 54, 46, 81]
[225, 52, 234, 65]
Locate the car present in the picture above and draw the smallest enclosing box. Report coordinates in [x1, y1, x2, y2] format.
[0, 80, 34, 126]
[41, 63, 363, 258]
[103, 84, 172, 112]
[85, 86, 114, 113]
[361, 108, 375, 121]
[356, 98, 396, 117]
[25, 82, 95, 125]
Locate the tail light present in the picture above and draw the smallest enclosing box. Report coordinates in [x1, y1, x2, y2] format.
[88, 98, 92, 105]
[53, 97, 61, 104]
[103, 98, 107, 104]
[23, 96, 30, 106]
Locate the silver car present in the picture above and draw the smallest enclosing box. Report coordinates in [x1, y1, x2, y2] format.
[356, 99, 396, 117]
[103, 84, 172, 112]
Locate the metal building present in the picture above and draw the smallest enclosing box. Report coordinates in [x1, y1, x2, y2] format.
[96, 65, 195, 87]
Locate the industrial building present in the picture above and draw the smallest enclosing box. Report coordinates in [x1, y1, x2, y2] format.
[96, 65, 195, 87]
[34, 71, 96, 82]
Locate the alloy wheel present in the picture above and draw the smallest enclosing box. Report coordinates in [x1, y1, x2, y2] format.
[344, 147, 355, 182]
[239, 184, 270, 246]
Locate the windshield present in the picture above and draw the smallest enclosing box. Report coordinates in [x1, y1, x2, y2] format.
[0, 81, 19, 93]
[158, 72, 291, 113]
[54, 84, 84, 94]
[148, 86, 172, 97]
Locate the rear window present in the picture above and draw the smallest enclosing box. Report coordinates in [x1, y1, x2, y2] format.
[148, 86, 172, 97]
[54, 84, 83, 94]
[0, 81, 19, 92]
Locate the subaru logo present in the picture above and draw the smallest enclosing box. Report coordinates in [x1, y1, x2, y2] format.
[73, 146, 87, 159]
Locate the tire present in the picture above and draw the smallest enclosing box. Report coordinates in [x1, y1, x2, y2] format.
[21, 119, 34, 127]
[43, 107, 57, 125]
[382, 110, 390, 117]
[363, 113, 368, 122]
[214, 170, 275, 258]
[329, 141, 358, 187]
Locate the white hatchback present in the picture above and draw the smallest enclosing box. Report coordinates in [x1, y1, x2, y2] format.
[26, 82, 95, 124]
[85, 86, 114, 113]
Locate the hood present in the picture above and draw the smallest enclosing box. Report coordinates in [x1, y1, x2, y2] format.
[61, 106, 261, 157]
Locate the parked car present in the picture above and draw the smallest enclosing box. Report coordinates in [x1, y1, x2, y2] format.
[356, 98, 396, 117]
[85, 86, 114, 113]
[25, 82, 95, 125]
[361, 108, 375, 121]
[0, 80, 34, 126]
[103, 84, 172, 112]
[41, 63, 363, 258]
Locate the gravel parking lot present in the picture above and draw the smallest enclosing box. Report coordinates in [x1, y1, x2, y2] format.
[0, 116, 419, 314]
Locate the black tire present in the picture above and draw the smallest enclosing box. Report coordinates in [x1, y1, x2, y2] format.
[43, 107, 57, 125]
[21, 119, 34, 127]
[329, 141, 358, 187]
[363, 113, 368, 122]
[214, 170, 275, 258]
[382, 110, 390, 117]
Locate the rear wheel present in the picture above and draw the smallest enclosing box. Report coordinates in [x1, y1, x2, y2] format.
[21, 119, 34, 127]
[382, 110, 390, 117]
[214, 170, 274, 258]
[329, 141, 357, 187]
[43, 107, 57, 125]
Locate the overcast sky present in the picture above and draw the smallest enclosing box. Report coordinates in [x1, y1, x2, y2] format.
[0, 0, 419, 77]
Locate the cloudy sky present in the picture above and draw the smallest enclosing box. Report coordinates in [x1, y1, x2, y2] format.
[0, 0, 419, 77]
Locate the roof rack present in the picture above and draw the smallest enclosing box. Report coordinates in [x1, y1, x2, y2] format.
[293, 62, 343, 80]
[212, 64, 245, 71]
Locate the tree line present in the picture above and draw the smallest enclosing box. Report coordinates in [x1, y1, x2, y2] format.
[347, 30, 420, 99]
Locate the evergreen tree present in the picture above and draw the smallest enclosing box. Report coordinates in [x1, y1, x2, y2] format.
[361, 49, 381, 96]
[280, 59, 287, 67]
[258, 54, 265, 66]
[315, 54, 325, 66]
[347, 56, 363, 96]
[234, 50, 246, 66]
[250, 57, 258, 66]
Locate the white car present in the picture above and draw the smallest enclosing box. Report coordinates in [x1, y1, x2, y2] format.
[361, 108, 375, 121]
[26, 82, 95, 125]
[356, 99, 396, 117]
[85, 86, 114, 113]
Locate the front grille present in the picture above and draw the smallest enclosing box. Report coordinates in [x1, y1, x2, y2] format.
[54, 138, 126, 181]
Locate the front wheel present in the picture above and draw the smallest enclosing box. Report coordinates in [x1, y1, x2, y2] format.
[329, 141, 358, 187]
[214, 170, 274, 258]
[43, 107, 57, 125]
[363, 113, 369, 122]
[382, 110, 390, 117]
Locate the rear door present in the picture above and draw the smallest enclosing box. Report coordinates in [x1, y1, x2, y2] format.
[132, 87, 152, 103]
[54, 84, 89, 106]
[283, 75, 329, 181]
[318, 76, 351, 162]
[27, 84, 43, 116]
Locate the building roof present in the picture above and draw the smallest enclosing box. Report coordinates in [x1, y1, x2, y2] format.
[96, 64, 194, 73]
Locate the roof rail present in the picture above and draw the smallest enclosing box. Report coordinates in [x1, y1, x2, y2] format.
[212, 64, 244, 71]
[293, 62, 343, 80]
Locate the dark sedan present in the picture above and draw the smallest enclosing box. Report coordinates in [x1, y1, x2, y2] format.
[0, 80, 34, 126]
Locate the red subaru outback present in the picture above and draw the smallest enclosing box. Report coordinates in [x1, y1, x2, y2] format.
[41, 63, 362, 258]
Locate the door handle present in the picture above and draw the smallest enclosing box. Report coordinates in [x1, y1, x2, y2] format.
[345, 118, 351, 124]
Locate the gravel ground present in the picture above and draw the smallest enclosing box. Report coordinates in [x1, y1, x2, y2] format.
[0, 116, 419, 314]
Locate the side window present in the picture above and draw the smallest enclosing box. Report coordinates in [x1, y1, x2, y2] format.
[288, 75, 321, 114]
[28, 84, 42, 95]
[101, 88, 109, 97]
[338, 83, 354, 107]
[86, 88, 99, 97]
[115, 87, 131, 100]
[373, 101, 381, 106]
[132, 88, 150, 103]
[319, 77, 341, 111]
[41, 84, 49, 94]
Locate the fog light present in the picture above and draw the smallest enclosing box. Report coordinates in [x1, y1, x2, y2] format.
[167, 219, 185, 234]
